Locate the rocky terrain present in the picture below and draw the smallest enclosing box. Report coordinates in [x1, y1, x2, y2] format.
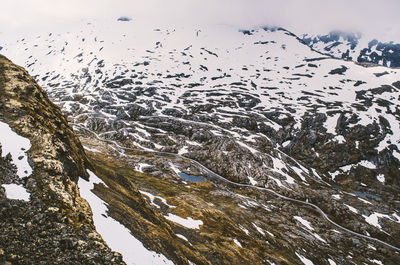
[1, 18, 400, 264]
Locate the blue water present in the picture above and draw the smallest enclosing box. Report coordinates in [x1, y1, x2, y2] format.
[178, 172, 205, 183]
[351, 191, 381, 200]
[332, 184, 381, 200]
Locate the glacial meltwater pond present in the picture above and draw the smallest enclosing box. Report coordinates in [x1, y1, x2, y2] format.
[351, 191, 381, 200]
[332, 184, 381, 200]
[178, 172, 205, 183]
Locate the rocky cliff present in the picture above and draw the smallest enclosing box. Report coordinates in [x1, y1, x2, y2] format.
[0, 54, 124, 264]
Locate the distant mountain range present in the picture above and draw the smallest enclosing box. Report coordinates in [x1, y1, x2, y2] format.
[240, 27, 400, 68]
[301, 30, 400, 68]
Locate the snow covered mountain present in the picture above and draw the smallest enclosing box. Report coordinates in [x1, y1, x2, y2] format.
[1, 19, 400, 264]
[301, 30, 400, 68]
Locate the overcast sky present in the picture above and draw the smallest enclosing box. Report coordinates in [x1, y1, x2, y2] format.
[1, 0, 400, 40]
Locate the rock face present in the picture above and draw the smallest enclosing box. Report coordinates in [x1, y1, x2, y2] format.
[0, 55, 124, 264]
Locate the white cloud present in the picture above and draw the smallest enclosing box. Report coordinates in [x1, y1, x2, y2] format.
[1, 0, 399, 41]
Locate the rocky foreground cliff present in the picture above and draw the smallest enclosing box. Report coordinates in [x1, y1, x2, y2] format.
[0, 54, 124, 264]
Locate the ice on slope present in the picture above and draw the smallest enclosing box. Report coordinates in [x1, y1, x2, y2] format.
[78, 170, 173, 265]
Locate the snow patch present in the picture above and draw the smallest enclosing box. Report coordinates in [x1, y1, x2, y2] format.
[233, 238, 242, 247]
[83, 145, 101, 153]
[328, 259, 337, 265]
[78, 170, 174, 265]
[368, 244, 376, 250]
[248, 176, 258, 185]
[176, 234, 189, 242]
[392, 212, 400, 223]
[312, 233, 326, 243]
[358, 197, 372, 205]
[334, 135, 345, 144]
[169, 163, 181, 176]
[165, 213, 203, 229]
[282, 140, 291, 147]
[239, 225, 249, 235]
[345, 204, 359, 214]
[186, 140, 201, 146]
[139, 190, 176, 209]
[359, 160, 376, 169]
[329, 171, 340, 180]
[340, 165, 353, 172]
[2, 184, 30, 201]
[237, 141, 259, 155]
[265, 230, 275, 238]
[363, 212, 389, 229]
[294, 216, 314, 231]
[178, 146, 188, 155]
[295, 253, 314, 265]
[135, 163, 152, 173]
[393, 150, 400, 161]
[0, 121, 32, 178]
[253, 223, 265, 236]
[376, 174, 385, 183]
[324, 113, 340, 135]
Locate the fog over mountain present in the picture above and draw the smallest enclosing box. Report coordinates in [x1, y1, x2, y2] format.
[1, 0, 400, 41]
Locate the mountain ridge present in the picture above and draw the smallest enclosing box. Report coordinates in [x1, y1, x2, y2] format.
[300, 30, 400, 68]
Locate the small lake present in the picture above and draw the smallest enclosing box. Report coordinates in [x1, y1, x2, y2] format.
[351, 191, 381, 200]
[178, 172, 205, 183]
[332, 184, 381, 200]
